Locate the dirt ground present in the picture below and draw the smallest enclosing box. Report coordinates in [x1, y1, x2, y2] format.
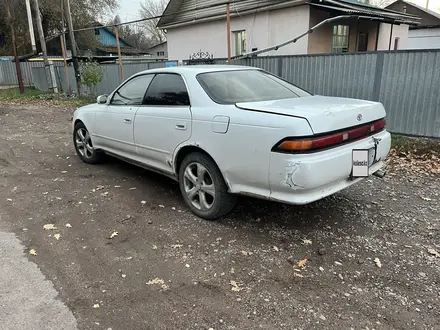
[0, 105, 439, 330]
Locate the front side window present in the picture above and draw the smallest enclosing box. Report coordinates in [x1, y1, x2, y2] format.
[144, 74, 190, 106]
[234, 30, 246, 56]
[110, 74, 154, 105]
[157, 51, 165, 56]
[332, 25, 349, 53]
[197, 70, 311, 104]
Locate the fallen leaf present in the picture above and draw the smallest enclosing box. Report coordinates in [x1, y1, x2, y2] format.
[93, 304, 100, 309]
[294, 273, 306, 278]
[152, 245, 158, 250]
[159, 204, 165, 208]
[129, 187, 136, 190]
[6, 198, 12, 201]
[185, 264, 190, 268]
[100, 192, 109, 197]
[273, 246, 279, 252]
[54, 233, 61, 240]
[171, 244, 183, 249]
[421, 196, 432, 201]
[230, 280, 243, 292]
[29, 249, 37, 256]
[141, 200, 147, 205]
[65, 223, 72, 228]
[147, 278, 165, 285]
[319, 266, 324, 272]
[110, 231, 119, 239]
[121, 274, 126, 278]
[114, 185, 121, 188]
[241, 250, 248, 256]
[303, 239, 313, 245]
[297, 258, 308, 269]
[427, 248, 440, 257]
[43, 223, 57, 230]
[374, 257, 382, 268]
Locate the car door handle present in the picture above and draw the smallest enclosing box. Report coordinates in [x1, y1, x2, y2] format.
[175, 123, 187, 130]
[124, 118, 132, 124]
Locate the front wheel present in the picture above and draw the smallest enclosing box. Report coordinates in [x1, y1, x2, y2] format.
[73, 122, 103, 164]
[179, 152, 237, 220]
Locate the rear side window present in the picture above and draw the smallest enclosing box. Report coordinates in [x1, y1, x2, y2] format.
[197, 69, 311, 104]
[144, 73, 190, 106]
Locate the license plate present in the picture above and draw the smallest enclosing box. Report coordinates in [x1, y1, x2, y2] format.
[352, 149, 369, 178]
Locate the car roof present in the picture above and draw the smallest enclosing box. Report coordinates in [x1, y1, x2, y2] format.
[136, 65, 259, 75]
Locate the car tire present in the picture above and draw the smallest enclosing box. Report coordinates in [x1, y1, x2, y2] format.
[73, 122, 103, 164]
[179, 152, 237, 220]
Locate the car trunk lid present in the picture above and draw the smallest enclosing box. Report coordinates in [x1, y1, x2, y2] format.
[235, 96, 386, 134]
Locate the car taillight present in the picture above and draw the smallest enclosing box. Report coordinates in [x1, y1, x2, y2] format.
[274, 118, 386, 153]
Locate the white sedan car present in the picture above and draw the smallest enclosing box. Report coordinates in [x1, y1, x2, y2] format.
[72, 65, 391, 220]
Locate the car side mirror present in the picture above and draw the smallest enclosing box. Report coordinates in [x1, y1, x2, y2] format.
[97, 95, 108, 104]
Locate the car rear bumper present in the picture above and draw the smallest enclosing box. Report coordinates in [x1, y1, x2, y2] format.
[268, 130, 391, 204]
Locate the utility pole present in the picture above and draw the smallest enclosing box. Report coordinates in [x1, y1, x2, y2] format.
[33, 0, 58, 93]
[7, 5, 24, 93]
[114, 25, 124, 82]
[33, 0, 49, 66]
[226, 3, 231, 63]
[25, 0, 37, 52]
[64, 0, 81, 96]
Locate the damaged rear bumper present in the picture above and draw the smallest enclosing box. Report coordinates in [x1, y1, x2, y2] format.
[268, 130, 391, 205]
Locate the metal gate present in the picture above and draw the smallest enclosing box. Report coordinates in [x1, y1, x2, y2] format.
[186, 50, 214, 65]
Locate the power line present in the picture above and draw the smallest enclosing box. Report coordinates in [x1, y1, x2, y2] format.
[72, 0, 292, 33]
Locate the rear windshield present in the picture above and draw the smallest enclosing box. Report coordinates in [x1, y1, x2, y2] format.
[196, 69, 311, 104]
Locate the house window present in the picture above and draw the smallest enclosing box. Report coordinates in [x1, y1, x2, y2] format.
[394, 37, 399, 50]
[234, 30, 246, 56]
[331, 25, 349, 53]
[94, 29, 100, 36]
[157, 51, 165, 56]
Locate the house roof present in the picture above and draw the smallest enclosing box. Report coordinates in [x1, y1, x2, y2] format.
[96, 46, 148, 55]
[386, 0, 440, 21]
[309, 0, 420, 24]
[158, 0, 419, 29]
[147, 41, 167, 50]
[157, 0, 305, 28]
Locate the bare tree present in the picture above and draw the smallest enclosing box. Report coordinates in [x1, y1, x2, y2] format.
[139, 0, 167, 46]
[361, 0, 395, 8]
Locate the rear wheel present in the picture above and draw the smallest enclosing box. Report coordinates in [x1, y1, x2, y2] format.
[73, 122, 103, 164]
[179, 152, 237, 220]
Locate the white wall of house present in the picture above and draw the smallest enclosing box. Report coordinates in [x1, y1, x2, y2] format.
[166, 5, 310, 60]
[407, 28, 440, 49]
[377, 23, 409, 50]
[147, 42, 168, 58]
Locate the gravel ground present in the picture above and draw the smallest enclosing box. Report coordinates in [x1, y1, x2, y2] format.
[0, 105, 439, 330]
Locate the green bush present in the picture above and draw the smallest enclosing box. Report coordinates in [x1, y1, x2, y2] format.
[80, 61, 104, 96]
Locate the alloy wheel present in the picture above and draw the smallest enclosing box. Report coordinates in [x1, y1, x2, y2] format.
[75, 128, 94, 159]
[183, 162, 216, 211]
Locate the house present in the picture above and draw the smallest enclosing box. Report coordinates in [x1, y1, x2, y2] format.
[89, 23, 146, 57]
[41, 23, 146, 61]
[386, 0, 440, 49]
[157, 0, 420, 60]
[146, 41, 168, 58]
